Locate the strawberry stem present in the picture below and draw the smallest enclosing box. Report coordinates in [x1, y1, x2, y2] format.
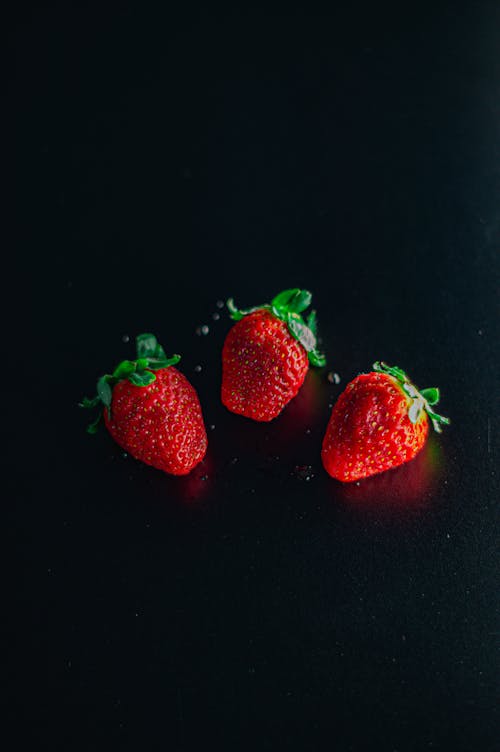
[79, 334, 181, 433]
[227, 288, 326, 367]
[373, 361, 450, 433]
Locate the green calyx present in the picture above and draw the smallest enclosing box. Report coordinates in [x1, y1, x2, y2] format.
[79, 333, 180, 434]
[373, 361, 450, 433]
[227, 288, 326, 367]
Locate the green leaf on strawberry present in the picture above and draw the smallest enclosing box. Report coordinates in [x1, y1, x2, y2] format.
[128, 371, 157, 387]
[112, 360, 139, 381]
[308, 350, 327, 368]
[86, 413, 103, 435]
[420, 387, 440, 405]
[271, 288, 301, 309]
[286, 313, 316, 352]
[271, 288, 312, 314]
[136, 333, 171, 362]
[306, 309, 317, 336]
[79, 395, 101, 409]
[227, 298, 264, 321]
[288, 290, 313, 314]
[97, 376, 113, 410]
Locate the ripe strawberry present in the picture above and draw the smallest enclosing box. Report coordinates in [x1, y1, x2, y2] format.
[80, 334, 207, 476]
[321, 361, 449, 482]
[221, 288, 326, 421]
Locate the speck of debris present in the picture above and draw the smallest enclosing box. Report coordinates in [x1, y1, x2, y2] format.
[293, 465, 315, 481]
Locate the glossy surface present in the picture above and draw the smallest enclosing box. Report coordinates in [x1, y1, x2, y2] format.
[10, 5, 499, 750]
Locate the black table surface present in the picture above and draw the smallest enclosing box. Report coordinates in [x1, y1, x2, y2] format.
[10, 5, 499, 750]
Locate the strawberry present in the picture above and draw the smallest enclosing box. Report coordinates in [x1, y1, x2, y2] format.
[221, 288, 326, 421]
[80, 333, 207, 476]
[321, 361, 449, 482]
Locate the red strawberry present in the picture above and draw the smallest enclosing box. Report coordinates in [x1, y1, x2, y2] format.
[321, 362, 449, 482]
[221, 288, 326, 421]
[80, 334, 207, 476]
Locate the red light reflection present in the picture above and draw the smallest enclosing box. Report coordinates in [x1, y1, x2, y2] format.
[170, 452, 214, 503]
[335, 437, 444, 510]
[278, 369, 326, 430]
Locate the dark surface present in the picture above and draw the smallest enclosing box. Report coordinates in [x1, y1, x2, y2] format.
[10, 5, 499, 750]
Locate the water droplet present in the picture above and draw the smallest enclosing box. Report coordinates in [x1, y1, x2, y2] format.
[230, 457, 238, 465]
[122, 452, 128, 458]
[327, 371, 341, 384]
[201, 325, 209, 335]
[122, 335, 130, 343]
[305, 428, 311, 434]
[478, 329, 483, 335]
[194, 365, 202, 372]
[209, 424, 216, 431]
[293, 465, 315, 481]
[216, 300, 224, 309]
[212, 312, 220, 321]
[201, 474, 208, 481]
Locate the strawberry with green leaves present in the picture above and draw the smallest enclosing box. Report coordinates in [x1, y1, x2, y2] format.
[221, 288, 326, 422]
[321, 361, 449, 482]
[81, 334, 207, 476]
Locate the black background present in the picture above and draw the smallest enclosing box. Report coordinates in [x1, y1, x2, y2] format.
[10, 4, 499, 750]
